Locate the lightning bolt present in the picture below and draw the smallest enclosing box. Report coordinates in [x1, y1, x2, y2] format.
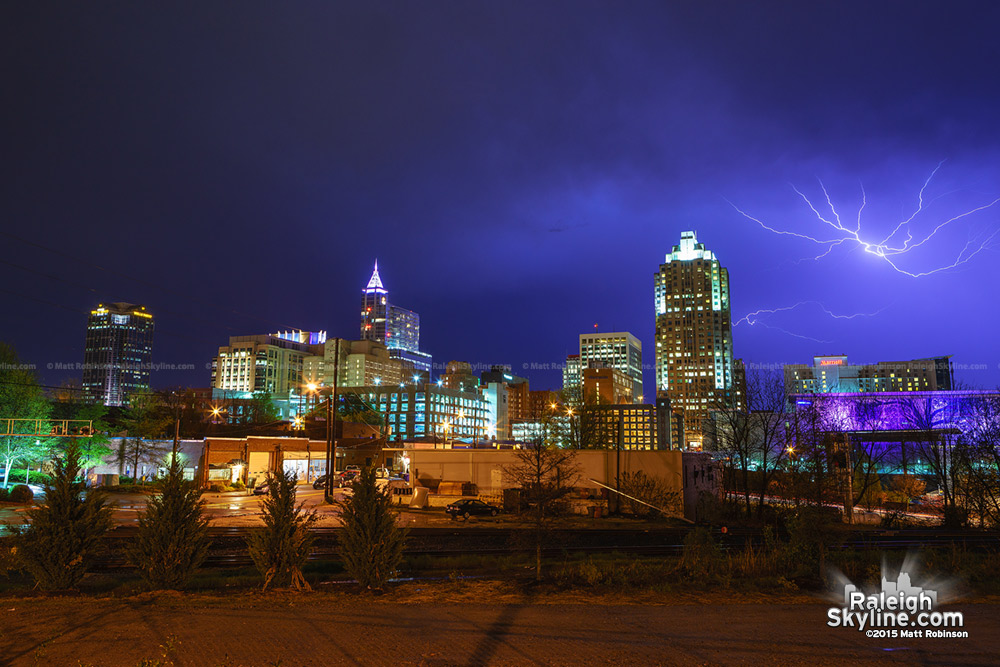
[734, 301, 884, 343]
[729, 162, 1000, 277]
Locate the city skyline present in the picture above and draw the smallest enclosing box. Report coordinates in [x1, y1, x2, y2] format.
[4, 3, 1000, 395]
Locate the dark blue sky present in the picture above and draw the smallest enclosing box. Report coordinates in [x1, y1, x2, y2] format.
[3, 1, 1000, 393]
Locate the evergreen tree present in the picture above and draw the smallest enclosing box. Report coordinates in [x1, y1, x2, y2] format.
[247, 469, 317, 590]
[337, 465, 407, 591]
[127, 456, 210, 589]
[16, 441, 113, 589]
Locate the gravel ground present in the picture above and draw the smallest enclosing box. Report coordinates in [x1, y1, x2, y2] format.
[1, 586, 996, 666]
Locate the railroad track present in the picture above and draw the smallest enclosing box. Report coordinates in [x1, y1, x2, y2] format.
[87, 527, 1000, 570]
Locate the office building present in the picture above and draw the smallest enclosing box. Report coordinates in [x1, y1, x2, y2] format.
[338, 339, 415, 388]
[339, 383, 490, 443]
[562, 333, 643, 402]
[578, 332, 643, 401]
[563, 354, 581, 390]
[212, 331, 326, 396]
[481, 367, 529, 423]
[654, 231, 735, 447]
[581, 404, 659, 450]
[82, 302, 154, 407]
[784, 355, 954, 394]
[441, 360, 478, 392]
[360, 261, 433, 377]
[582, 367, 634, 405]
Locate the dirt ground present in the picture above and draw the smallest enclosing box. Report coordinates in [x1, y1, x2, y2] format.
[2, 585, 997, 666]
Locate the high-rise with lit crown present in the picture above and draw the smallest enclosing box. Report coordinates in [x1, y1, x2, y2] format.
[654, 231, 734, 446]
[82, 302, 154, 407]
[361, 260, 389, 342]
[359, 260, 432, 376]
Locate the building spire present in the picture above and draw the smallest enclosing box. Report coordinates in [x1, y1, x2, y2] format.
[365, 259, 385, 292]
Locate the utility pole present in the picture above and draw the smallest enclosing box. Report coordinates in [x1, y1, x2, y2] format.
[172, 394, 181, 458]
[324, 395, 333, 503]
[324, 338, 341, 503]
[616, 413, 623, 515]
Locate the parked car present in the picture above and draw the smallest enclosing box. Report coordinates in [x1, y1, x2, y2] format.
[337, 470, 358, 487]
[312, 471, 358, 490]
[252, 482, 270, 496]
[445, 498, 501, 520]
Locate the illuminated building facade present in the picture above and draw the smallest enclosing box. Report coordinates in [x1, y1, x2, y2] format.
[83, 302, 154, 407]
[441, 360, 478, 392]
[582, 366, 634, 405]
[360, 261, 432, 376]
[360, 261, 389, 342]
[654, 231, 735, 446]
[787, 390, 999, 474]
[578, 332, 643, 401]
[212, 332, 325, 396]
[581, 404, 659, 450]
[785, 355, 954, 394]
[562, 354, 581, 390]
[341, 340, 414, 388]
[481, 367, 529, 421]
[340, 384, 490, 443]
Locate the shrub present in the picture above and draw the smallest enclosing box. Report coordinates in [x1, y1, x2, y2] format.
[618, 471, 681, 518]
[208, 483, 228, 493]
[231, 480, 246, 491]
[14, 442, 113, 589]
[8, 484, 33, 504]
[247, 470, 317, 590]
[682, 527, 720, 577]
[338, 466, 407, 591]
[127, 458, 210, 589]
[0, 487, 9, 502]
[0, 535, 16, 578]
[786, 506, 841, 583]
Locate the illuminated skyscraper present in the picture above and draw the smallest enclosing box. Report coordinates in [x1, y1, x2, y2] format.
[82, 302, 154, 407]
[361, 260, 389, 342]
[359, 261, 432, 376]
[654, 231, 734, 446]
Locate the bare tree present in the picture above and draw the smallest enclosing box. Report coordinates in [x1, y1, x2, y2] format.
[704, 366, 788, 519]
[957, 394, 1000, 527]
[898, 395, 963, 525]
[502, 444, 579, 580]
[746, 368, 789, 517]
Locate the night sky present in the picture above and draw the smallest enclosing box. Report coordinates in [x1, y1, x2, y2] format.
[4, 2, 1000, 394]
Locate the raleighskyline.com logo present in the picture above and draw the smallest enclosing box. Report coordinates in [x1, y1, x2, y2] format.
[827, 571, 967, 639]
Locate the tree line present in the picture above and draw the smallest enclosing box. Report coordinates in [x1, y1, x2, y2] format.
[705, 366, 1000, 528]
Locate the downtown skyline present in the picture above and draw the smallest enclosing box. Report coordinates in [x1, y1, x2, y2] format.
[3, 2, 1000, 394]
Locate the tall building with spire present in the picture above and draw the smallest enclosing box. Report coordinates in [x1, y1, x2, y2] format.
[654, 231, 735, 447]
[361, 260, 389, 342]
[359, 261, 432, 377]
